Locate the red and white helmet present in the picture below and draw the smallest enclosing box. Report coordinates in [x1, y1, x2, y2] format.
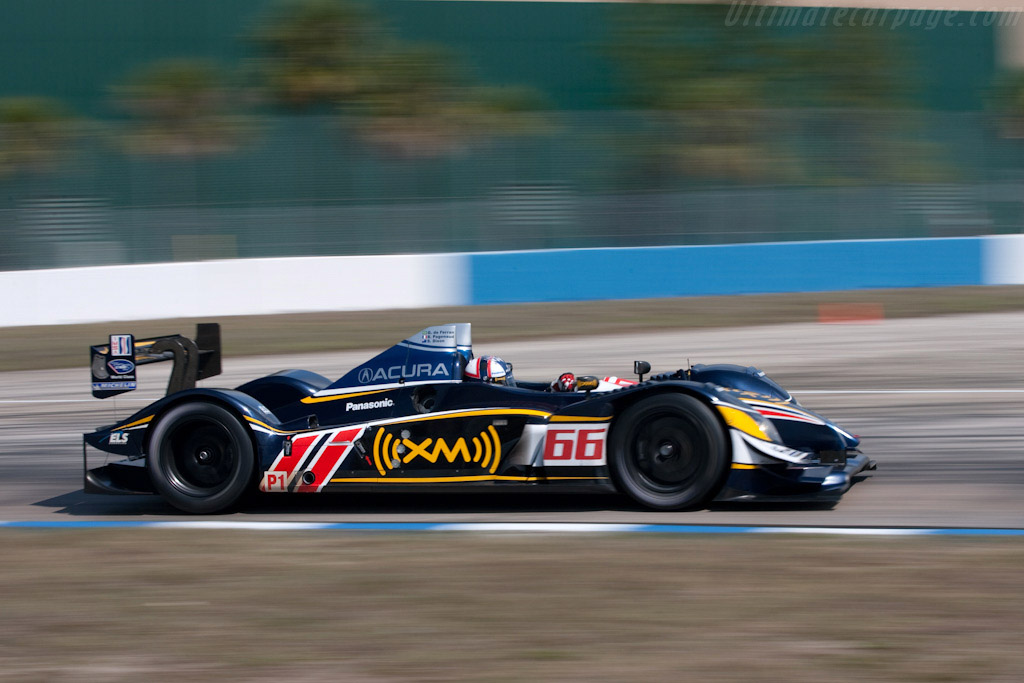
[551, 372, 577, 392]
[464, 356, 514, 386]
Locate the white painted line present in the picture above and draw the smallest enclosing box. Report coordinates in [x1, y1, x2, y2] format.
[433, 523, 644, 533]
[793, 389, 1024, 394]
[0, 432, 95, 440]
[0, 399, 152, 403]
[5, 389, 1024, 404]
[1, 520, 1022, 536]
[155, 521, 333, 531]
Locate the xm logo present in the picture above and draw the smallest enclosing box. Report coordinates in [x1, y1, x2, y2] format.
[357, 363, 450, 385]
[371, 426, 502, 476]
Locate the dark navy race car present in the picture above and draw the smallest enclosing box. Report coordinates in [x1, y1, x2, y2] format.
[84, 323, 874, 513]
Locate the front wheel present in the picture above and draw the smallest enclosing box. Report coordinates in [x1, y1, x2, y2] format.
[609, 394, 729, 510]
[147, 402, 255, 514]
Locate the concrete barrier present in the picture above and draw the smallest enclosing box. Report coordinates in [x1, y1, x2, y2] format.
[0, 254, 468, 327]
[983, 234, 1024, 286]
[0, 235, 1018, 327]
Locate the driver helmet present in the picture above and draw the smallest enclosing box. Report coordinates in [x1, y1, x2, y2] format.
[464, 355, 515, 387]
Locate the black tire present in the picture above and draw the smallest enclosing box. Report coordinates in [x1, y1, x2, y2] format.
[147, 402, 255, 514]
[609, 394, 729, 510]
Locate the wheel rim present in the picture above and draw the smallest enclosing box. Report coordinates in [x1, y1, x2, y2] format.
[164, 418, 238, 496]
[627, 412, 708, 494]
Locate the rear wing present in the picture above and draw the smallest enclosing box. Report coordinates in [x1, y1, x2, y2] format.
[90, 323, 222, 399]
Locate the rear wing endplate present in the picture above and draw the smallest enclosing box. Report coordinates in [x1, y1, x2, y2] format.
[90, 323, 221, 399]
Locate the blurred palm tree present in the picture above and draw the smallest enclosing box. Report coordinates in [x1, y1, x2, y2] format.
[0, 97, 78, 178]
[606, 4, 935, 185]
[249, 0, 376, 109]
[606, 5, 789, 185]
[988, 70, 1024, 139]
[355, 43, 548, 156]
[113, 59, 251, 156]
[250, 0, 548, 157]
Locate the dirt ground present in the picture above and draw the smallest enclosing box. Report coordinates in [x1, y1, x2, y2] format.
[0, 530, 1020, 681]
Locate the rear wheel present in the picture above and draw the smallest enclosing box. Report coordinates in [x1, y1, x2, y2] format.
[147, 402, 255, 514]
[609, 394, 729, 510]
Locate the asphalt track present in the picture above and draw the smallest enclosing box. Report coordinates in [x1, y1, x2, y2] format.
[1, 311, 1022, 528]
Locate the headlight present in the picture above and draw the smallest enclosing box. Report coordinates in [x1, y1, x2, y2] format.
[716, 405, 781, 443]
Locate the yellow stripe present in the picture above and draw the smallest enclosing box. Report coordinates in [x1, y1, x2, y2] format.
[301, 389, 393, 404]
[387, 408, 551, 425]
[716, 405, 772, 442]
[245, 407, 551, 437]
[119, 415, 153, 430]
[329, 475, 610, 484]
[731, 463, 758, 470]
[549, 415, 612, 423]
[244, 416, 292, 434]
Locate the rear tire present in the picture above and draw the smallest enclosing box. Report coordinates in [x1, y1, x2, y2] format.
[609, 394, 729, 510]
[147, 402, 255, 514]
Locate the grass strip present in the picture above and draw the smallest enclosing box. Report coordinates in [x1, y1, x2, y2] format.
[0, 530, 1020, 681]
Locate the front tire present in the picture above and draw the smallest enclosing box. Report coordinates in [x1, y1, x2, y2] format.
[147, 402, 255, 514]
[609, 394, 729, 510]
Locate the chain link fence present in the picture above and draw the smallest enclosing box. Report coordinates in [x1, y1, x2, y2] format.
[1, 110, 1021, 271]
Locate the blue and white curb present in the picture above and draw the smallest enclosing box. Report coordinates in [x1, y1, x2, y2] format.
[1, 520, 1022, 536]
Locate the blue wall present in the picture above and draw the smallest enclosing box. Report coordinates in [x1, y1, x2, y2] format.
[469, 238, 985, 305]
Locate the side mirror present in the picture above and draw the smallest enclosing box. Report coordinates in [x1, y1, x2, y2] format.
[633, 360, 651, 382]
[576, 376, 599, 395]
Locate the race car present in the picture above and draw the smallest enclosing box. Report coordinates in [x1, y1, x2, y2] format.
[83, 323, 874, 513]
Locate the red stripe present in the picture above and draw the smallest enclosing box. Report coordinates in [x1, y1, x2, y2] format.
[272, 434, 317, 475]
[295, 427, 362, 492]
[755, 408, 817, 423]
